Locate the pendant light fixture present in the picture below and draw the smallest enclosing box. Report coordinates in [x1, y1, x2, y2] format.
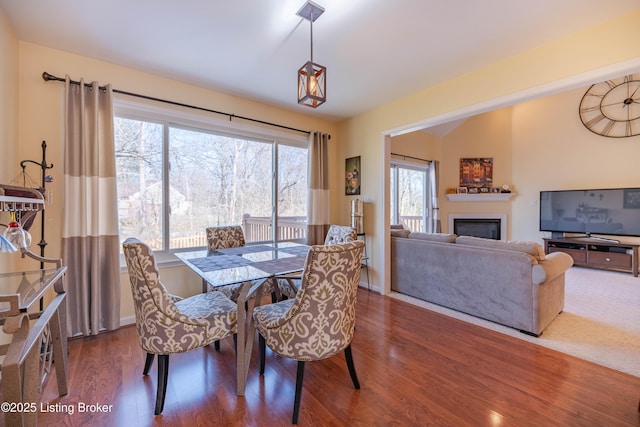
[297, 1, 326, 108]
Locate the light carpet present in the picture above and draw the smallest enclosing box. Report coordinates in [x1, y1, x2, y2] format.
[390, 266, 640, 377]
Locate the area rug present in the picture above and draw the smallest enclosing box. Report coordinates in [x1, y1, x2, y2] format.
[390, 266, 640, 377]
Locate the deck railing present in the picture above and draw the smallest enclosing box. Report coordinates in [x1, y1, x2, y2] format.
[399, 216, 425, 232]
[160, 215, 308, 249]
[242, 214, 307, 242]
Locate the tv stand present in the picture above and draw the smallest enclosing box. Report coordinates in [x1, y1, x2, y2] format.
[573, 234, 620, 244]
[543, 237, 639, 277]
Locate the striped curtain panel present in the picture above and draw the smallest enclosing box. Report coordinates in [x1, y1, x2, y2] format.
[307, 132, 330, 245]
[62, 77, 120, 337]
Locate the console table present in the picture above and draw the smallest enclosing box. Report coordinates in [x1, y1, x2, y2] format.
[0, 265, 68, 427]
[1, 182, 68, 426]
[543, 237, 639, 277]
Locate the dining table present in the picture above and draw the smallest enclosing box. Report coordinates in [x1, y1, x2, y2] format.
[174, 241, 310, 396]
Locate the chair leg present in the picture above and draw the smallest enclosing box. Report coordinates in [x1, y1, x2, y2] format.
[259, 334, 266, 375]
[155, 355, 169, 415]
[292, 361, 305, 424]
[344, 345, 360, 389]
[143, 353, 155, 375]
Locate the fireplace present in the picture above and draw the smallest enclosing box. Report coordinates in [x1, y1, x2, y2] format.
[448, 214, 506, 240]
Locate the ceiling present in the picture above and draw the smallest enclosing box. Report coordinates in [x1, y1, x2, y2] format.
[1, 1, 639, 122]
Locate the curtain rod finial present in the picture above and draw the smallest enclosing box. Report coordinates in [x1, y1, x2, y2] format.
[42, 72, 56, 81]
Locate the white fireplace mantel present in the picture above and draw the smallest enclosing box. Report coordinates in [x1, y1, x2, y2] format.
[446, 193, 515, 202]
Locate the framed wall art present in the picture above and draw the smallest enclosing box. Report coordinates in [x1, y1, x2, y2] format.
[460, 157, 493, 188]
[345, 156, 361, 195]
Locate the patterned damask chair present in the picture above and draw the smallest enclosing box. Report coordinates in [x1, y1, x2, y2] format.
[277, 224, 357, 299]
[205, 225, 248, 301]
[253, 240, 364, 424]
[123, 238, 237, 415]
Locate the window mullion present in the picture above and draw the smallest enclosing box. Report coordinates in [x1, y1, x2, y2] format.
[163, 122, 170, 250]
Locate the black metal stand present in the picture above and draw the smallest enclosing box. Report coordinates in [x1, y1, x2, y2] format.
[357, 233, 370, 291]
[20, 141, 53, 268]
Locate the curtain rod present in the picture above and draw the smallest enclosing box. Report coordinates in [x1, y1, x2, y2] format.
[390, 152, 431, 163]
[42, 71, 320, 137]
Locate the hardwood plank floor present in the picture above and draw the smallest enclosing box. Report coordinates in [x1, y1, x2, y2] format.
[28, 289, 640, 426]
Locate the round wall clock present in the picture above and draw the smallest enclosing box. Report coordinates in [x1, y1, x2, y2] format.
[578, 73, 640, 138]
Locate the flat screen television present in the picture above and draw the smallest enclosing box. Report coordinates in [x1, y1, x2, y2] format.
[540, 188, 640, 238]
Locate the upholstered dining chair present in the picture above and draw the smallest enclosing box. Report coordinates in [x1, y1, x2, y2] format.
[277, 224, 357, 299]
[253, 240, 365, 424]
[123, 238, 237, 415]
[205, 225, 248, 300]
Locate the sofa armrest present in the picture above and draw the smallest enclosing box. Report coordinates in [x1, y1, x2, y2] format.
[531, 252, 574, 285]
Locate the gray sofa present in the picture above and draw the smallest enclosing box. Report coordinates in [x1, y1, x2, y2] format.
[390, 231, 574, 336]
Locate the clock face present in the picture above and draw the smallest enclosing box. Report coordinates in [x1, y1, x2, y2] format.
[579, 73, 640, 138]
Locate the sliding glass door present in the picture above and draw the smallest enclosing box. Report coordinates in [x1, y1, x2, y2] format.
[390, 160, 432, 232]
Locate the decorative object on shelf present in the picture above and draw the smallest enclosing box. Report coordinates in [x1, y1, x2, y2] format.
[446, 192, 515, 202]
[459, 157, 493, 189]
[3, 213, 31, 249]
[0, 234, 17, 253]
[345, 156, 361, 195]
[501, 184, 511, 193]
[297, 1, 326, 108]
[457, 187, 468, 194]
[579, 73, 640, 138]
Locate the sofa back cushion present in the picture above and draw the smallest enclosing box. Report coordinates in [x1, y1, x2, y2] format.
[455, 235, 546, 260]
[390, 229, 411, 238]
[408, 232, 457, 243]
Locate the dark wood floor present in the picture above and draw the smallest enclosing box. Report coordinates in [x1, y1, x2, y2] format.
[31, 289, 640, 426]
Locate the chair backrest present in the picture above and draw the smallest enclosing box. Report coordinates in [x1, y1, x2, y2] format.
[287, 240, 364, 360]
[206, 225, 246, 250]
[324, 225, 357, 245]
[122, 237, 207, 354]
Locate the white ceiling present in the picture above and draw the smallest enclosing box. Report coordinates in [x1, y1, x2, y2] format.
[1, 0, 639, 122]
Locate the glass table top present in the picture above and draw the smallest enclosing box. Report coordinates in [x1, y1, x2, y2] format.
[0, 267, 66, 314]
[175, 242, 309, 287]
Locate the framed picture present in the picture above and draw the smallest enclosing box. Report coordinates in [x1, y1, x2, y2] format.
[623, 188, 640, 209]
[345, 156, 361, 195]
[479, 187, 490, 193]
[459, 157, 493, 188]
[491, 187, 500, 193]
[457, 187, 468, 194]
[468, 187, 479, 194]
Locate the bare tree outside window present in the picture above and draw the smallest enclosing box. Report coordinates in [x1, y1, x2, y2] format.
[114, 117, 308, 251]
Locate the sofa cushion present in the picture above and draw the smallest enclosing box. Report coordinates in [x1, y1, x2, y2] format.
[455, 235, 546, 260]
[390, 229, 411, 238]
[408, 232, 457, 243]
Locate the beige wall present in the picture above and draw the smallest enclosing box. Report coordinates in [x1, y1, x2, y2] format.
[15, 42, 338, 322]
[0, 8, 18, 272]
[4, 8, 640, 321]
[512, 86, 640, 244]
[337, 9, 640, 295]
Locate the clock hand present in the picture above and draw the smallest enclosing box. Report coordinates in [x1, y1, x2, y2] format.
[601, 100, 625, 108]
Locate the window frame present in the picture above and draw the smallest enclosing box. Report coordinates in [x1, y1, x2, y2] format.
[114, 96, 309, 266]
[390, 159, 431, 232]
